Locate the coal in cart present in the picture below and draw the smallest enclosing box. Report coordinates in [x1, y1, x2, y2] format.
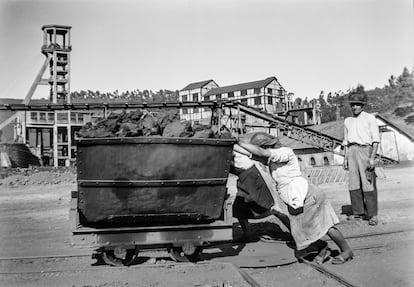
[70, 136, 236, 266]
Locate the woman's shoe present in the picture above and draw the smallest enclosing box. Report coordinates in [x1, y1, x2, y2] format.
[314, 248, 331, 265]
[331, 251, 354, 264]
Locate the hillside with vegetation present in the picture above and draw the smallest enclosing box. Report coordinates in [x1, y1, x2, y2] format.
[294, 67, 414, 135]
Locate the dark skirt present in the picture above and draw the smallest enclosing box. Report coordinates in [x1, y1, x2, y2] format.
[232, 165, 275, 219]
[232, 196, 268, 219]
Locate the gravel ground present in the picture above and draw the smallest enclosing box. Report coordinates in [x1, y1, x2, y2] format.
[0, 162, 413, 286]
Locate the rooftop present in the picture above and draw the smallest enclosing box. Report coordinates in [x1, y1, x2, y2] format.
[180, 80, 216, 91]
[204, 77, 283, 96]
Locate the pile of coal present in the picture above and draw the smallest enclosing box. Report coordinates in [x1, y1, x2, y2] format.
[77, 109, 233, 139]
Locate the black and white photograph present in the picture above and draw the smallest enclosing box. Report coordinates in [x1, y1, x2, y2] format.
[0, 0, 413, 286]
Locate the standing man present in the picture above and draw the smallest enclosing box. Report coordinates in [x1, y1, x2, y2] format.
[343, 88, 380, 226]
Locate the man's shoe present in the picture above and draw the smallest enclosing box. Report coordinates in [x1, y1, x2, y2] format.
[347, 214, 363, 221]
[368, 216, 378, 226]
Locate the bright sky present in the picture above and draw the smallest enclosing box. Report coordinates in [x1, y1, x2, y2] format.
[0, 0, 413, 101]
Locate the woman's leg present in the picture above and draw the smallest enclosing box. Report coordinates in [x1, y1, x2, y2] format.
[251, 209, 291, 231]
[273, 212, 291, 231]
[327, 226, 353, 259]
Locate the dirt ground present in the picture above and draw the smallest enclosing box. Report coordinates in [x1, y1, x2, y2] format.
[0, 162, 413, 287]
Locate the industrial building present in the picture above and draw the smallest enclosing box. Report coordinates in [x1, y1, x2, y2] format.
[0, 25, 95, 167]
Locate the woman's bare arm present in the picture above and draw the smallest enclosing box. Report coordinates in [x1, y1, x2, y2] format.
[233, 144, 252, 157]
[238, 142, 272, 158]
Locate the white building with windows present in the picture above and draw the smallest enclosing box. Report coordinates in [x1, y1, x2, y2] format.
[179, 76, 291, 127]
[178, 80, 219, 122]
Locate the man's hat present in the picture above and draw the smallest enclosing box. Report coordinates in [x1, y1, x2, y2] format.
[348, 92, 367, 105]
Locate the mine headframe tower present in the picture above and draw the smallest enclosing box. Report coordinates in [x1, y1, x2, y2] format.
[0, 25, 72, 132]
[19, 25, 73, 167]
[40, 25, 72, 104]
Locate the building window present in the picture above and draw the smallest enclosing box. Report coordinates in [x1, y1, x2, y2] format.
[57, 112, 68, 124]
[241, 98, 248, 105]
[57, 127, 68, 143]
[70, 113, 77, 124]
[254, 97, 262, 105]
[267, 88, 273, 94]
[228, 91, 234, 98]
[182, 108, 188, 114]
[39, 112, 46, 122]
[254, 88, 261, 94]
[194, 107, 199, 113]
[30, 112, 38, 121]
[182, 95, 188, 102]
[268, 96, 273, 105]
[324, 157, 330, 166]
[204, 95, 210, 101]
[216, 94, 222, 100]
[241, 90, 247, 96]
[192, 93, 199, 102]
[48, 113, 54, 122]
[310, 157, 316, 166]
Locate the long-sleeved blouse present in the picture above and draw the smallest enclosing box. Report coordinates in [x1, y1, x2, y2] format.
[268, 147, 308, 209]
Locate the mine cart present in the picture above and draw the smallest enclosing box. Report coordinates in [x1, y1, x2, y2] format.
[70, 136, 236, 266]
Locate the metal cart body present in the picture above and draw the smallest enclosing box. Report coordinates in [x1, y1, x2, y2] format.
[70, 136, 236, 265]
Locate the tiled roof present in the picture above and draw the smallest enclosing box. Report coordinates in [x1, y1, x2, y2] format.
[204, 77, 282, 96]
[69, 98, 135, 104]
[180, 80, 216, 91]
[308, 115, 414, 142]
[279, 136, 317, 150]
[0, 98, 24, 105]
[30, 99, 50, 105]
[375, 114, 414, 141]
[0, 98, 52, 105]
[265, 120, 345, 151]
[308, 119, 345, 141]
[0, 98, 138, 105]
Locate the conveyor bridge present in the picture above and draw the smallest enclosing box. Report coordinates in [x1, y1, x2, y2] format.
[0, 100, 398, 164]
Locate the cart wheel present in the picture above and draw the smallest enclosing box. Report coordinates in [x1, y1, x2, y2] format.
[169, 246, 202, 262]
[101, 246, 139, 266]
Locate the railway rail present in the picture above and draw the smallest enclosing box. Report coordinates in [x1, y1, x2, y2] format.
[1, 228, 411, 287]
[1, 227, 408, 263]
[0, 246, 384, 287]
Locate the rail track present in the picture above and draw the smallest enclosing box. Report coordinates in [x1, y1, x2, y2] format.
[1, 228, 412, 287]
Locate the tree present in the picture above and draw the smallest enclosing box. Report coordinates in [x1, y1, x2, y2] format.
[294, 97, 302, 107]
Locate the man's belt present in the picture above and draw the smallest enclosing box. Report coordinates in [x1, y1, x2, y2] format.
[348, 142, 369, 147]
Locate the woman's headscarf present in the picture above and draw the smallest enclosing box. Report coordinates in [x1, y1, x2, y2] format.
[245, 131, 281, 149]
